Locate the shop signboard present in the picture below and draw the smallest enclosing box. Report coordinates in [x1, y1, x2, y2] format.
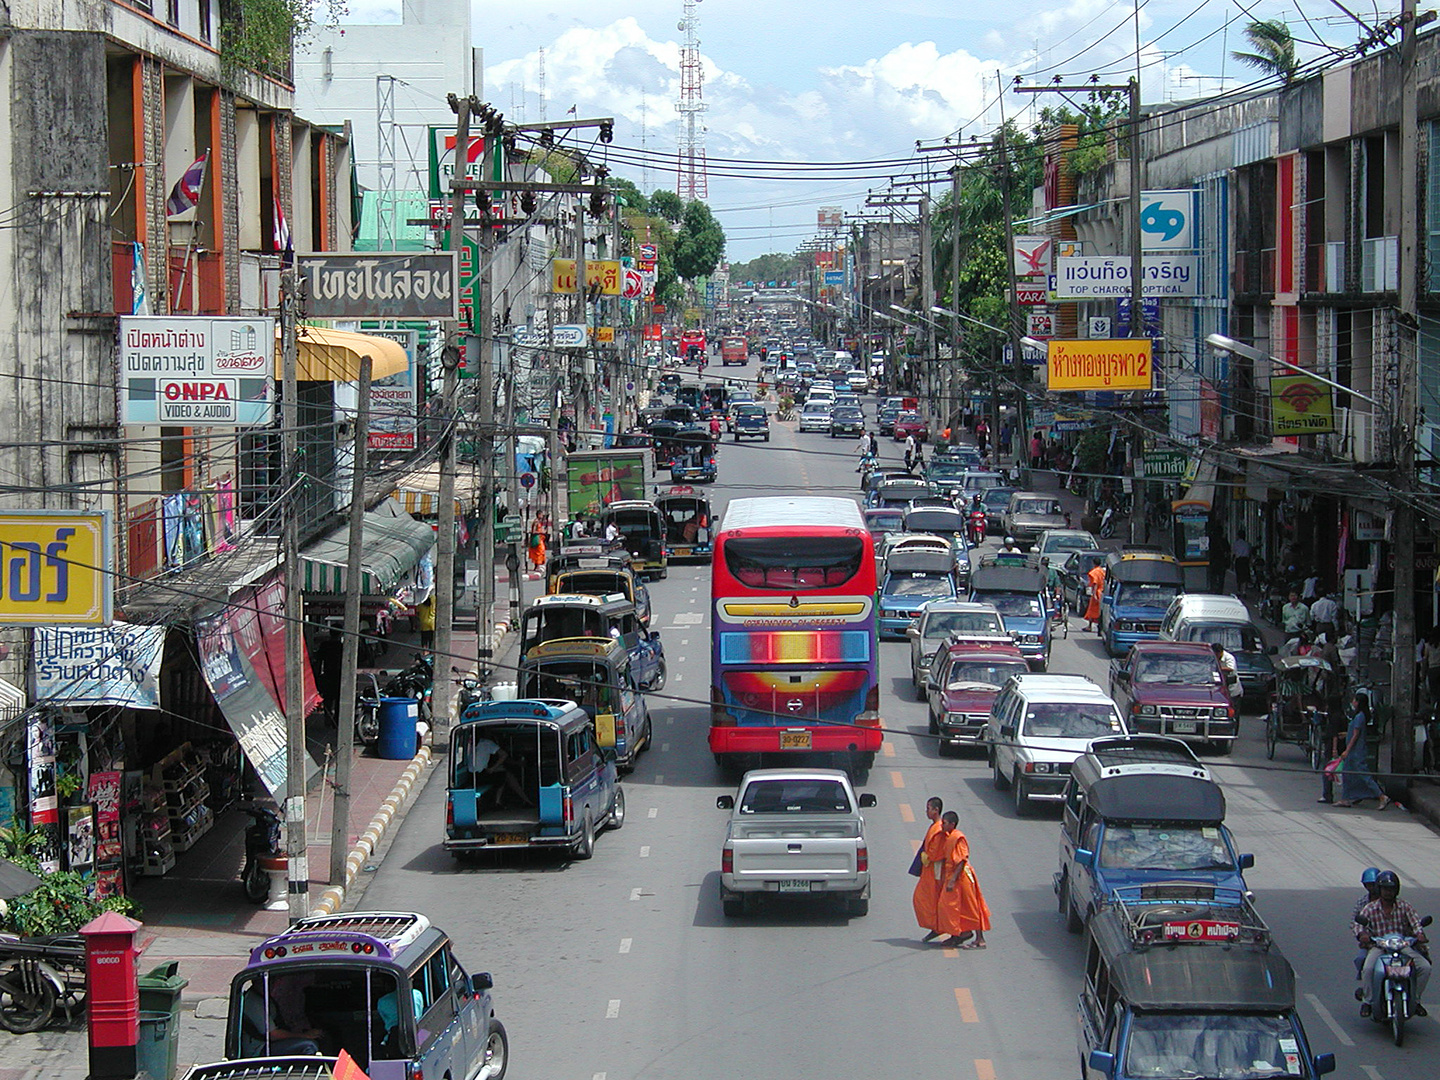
[551, 324, 588, 348]
[33, 624, 165, 708]
[0, 510, 113, 625]
[427, 127, 485, 200]
[1014, 236, 1053, 278]
[1015, 286, 1047, 305]
[551, 259, 622, 296]
[1054, 255, 1200, 298]
[298, 254, 459, 319]
[639, 243, 658, 261]
[1143, 450, 1191, 480]
[1270, 373, 1336, 435]
[1045, 339, 1153, 392]
[120, 317, 274, 427]
[1140, 189, 1197, 250]
[364, 328, 419, 451]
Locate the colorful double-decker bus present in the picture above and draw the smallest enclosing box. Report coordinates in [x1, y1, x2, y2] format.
[710, 496, 882, 774]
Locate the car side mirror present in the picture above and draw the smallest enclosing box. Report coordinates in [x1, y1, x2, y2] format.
[471, 972, 493, 993]
[904, 623, 920, 638]
[1238, 853, 1255, 870]
[1313, 1053, 1335, 1077]
[1087, 1049, 1116, 1079]
[1075, 848, 1095, 869]
[716, 795, 735, 810]
[857, 793, 877, 808]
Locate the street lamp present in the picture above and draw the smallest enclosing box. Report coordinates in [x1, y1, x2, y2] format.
[1205, 333, 1381, 409]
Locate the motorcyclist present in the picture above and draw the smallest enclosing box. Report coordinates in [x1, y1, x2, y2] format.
[1354, 869, 1431, 1017]
[1353, 867, 1383, 977]
[1000, 535, 1022, 555]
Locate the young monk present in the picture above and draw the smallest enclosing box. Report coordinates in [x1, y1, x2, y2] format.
[912, 797, 946, 942]
[935, 810, 992, 949]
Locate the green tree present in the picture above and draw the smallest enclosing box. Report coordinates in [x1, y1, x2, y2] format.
[222, 0, 347, 78]
[649, 189, 684, 224]
[672, 200, 726, 282]
[730, 252, 806, 283]
[1232, 19, 1299, 86]
[606, 176, 645, 212]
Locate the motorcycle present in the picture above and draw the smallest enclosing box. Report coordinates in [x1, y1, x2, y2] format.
[385, 653, 435, 726]
[966, 508, 987, 546]
[454, 667, 488, 718]
[0, 933, 86, 1032]
[1357, 912, 1433, 1046]
[241, 803, 283, 904]
[355, 671, 382, 746]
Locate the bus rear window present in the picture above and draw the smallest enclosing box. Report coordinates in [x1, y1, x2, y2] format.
[723, 536, 864, 590]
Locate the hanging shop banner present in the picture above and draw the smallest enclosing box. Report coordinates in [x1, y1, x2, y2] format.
[32, 623, 165, 708]
[1054, 255, 1200, 298]
[0, 510, 112, 626]
[365, 328, 419, 451]
[120, 317, 274, 427]
[1046, 339, 1153, 392]
[1270, 373, 1336, 435]
[298, 254, 459, 320]
[550, 259, 623, 296]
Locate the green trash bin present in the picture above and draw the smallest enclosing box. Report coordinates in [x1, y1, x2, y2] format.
[136, 962, 188, 1080]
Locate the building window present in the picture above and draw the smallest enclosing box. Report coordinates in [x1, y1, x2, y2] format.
[1427, 122, 1440, 293]
[167, 0, 180, 26]
[198, 0, 211, 41]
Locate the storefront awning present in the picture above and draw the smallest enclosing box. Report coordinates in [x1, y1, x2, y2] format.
[391, 462, 482, 517]
[300, 508, 435, 595]
[275, 325, 409, 382]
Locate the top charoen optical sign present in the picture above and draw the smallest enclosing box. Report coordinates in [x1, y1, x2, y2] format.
[1046, 339, 1153, 392]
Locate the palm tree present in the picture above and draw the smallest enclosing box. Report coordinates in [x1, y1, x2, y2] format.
[1232, 19, 1299, 86]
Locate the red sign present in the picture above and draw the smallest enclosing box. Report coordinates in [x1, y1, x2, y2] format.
[1016, 287, 1048, 305]
[652, 304, 666, 315]
[642, 324, 663, 341]
[639, 243, 658, 261]
[622, 269, 645, 299]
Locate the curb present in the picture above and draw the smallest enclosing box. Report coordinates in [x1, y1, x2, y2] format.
[310, 744, 433, 916]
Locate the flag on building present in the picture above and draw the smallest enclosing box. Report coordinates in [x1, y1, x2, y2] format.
[566, 104, 577, 115]
[166, 153, 207, 217]
[273, 195, 293, 265]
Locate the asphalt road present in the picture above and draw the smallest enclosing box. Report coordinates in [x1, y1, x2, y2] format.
[353, 357, 1440, 1080]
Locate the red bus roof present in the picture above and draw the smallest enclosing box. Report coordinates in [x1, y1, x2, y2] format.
[718, 496, 866, 533]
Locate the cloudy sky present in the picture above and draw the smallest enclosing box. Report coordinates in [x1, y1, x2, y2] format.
[349, 1, 1373, 261]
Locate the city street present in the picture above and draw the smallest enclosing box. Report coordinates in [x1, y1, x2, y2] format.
[353, 360, 1440, 1080]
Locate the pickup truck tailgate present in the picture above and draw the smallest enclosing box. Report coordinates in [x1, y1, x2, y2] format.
[729, 818, 860, 876]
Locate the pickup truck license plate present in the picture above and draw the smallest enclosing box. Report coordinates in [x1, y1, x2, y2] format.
[492, 833, 528, 846]
[779, 731, 811, 750]
[777, 880, 812, 893]
[1171, 720, 1197, 734]
[673, 547, 690, 557]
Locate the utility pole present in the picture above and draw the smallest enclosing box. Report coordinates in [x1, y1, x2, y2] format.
[475, 120, 499, 687]
[504, 334, 523, 630]
[995, 97, 1026, 481]
[329, 355, 371, 886]
[919, 192, 935, 427]
[1392, 0, 1420, 778]
[280, 263, 308, 923]
[950, 162, 963, 438]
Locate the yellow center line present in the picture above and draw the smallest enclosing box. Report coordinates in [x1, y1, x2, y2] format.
[954, 987, 979, 1023]
[909, 838, 920, 852]
[974, 1061, 996, 1080]
[942, 947, 958, 959]
[899, 802, 915, 823]
[890, 770, 906, 789]
[882, 742, 896, 757]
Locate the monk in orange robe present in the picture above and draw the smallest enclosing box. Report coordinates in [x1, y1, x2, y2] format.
[935, 811, 992, 948]
[1084, 562, 1106, 632]
[912, 797, 947, 941]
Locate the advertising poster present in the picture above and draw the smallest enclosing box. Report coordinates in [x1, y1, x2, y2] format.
[365, 329, 419, 451]
[88, 771, 123, 864]
[119, 317, 275, 426]
[1270, 373, 1336, 435]
[33, 624, 165, 708]
[66, 804, 96, 878]
[25, 712, 60, 873]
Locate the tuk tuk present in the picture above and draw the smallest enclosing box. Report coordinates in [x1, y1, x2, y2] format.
[655, 486, 715, 561]
[645, 420, 683, 468]
[597, 500, 668, 579]
[547, 552, 653, 627]
[518, 637, 652, 770]
[1266, 654, 1334, 768]
[669, 426, 717, 484]
[520, 592, 665, 691]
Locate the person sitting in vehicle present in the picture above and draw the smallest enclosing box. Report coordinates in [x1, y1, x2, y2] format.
[240, 982, 325, 1057]
[375, 982, 425, 1054]
[457, 735, 534, 810]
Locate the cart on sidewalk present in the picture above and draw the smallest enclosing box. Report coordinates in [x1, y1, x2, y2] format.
[1265, 655, 1333, 768]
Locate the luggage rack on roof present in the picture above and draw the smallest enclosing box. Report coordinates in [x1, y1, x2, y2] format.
[281, 911, 432, 952]
[1105, 884, 1271, 950]
[185, 1058, 340, 1080]
[1087, 735, 1208, 774]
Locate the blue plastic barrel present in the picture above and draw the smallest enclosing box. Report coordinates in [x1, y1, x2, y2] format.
[377, 696, 419, 759]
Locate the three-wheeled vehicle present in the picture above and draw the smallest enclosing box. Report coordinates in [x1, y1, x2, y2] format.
[518, 637, 653, 770]
[669, 426, 717, 484]
[597, 500, 668, 580]
[1266, 654, 1334, 768]
[654, 486, 715, 562]
[520, 592, 665, 691]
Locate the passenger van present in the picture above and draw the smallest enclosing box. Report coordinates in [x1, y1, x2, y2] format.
[518, 637, 652, 769]
[445, 698, 624, 858]
[225, 911, 507, 1080]
[597, 500, 668, 580]
[1099, 549, 1184, 657]
[547, 545, 652, 625]
[1079, 893, 1334, 1080]
[520, 593, 665, 692]
[1056, 735, 1253, 933]
[1158, 593, 1274, 707]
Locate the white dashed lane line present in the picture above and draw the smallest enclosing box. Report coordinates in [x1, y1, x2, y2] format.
[618, 938, 632, 954]
[647, 808, 658, 818]
[640, 846, 651, 857]
[606, 1000, 621, 1019]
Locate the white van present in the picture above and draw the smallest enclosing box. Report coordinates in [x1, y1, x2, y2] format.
[1157, 593, 1276, 707]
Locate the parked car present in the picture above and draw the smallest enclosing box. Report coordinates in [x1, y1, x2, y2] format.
[905, 598, 1008, 691]
[1109, 640, 1238, 752]
[717, 768, 876, 917]
[924, 640, 1029, 753]
[1159, 593, 1276, 709]
[829, 405, 866, 437]
[893, 411, 929, 442]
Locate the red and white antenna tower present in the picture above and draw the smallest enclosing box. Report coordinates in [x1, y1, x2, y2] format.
[675, 0, 708, 200]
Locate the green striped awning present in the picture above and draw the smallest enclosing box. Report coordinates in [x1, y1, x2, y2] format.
[300, 509, 436, 596]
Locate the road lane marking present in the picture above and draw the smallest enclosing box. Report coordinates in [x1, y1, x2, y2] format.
[605, 999, 621, 1019]
[593, 1074, 606, 1080]
[667, 717, 674, 724]
[629, 888, 642, 901]
[690, 586, 697, 592]
[655, 775, 665, 784]
[647, 808, 658, 818]
[899, 802, 915, 823]
[954, 987, 978, 1022]
[1360, 1067, 1384, 1080]
[890, 770, 905, 789]
[910, 839, 920, 852]
[662, 743, 670, 752]
[618, 939, 631, 954]
[674, 674, 683, 682]
[640, 846, 651, 857]
[1303, 993, 1355, 1046]
[681, 639, 689, 645]
[677, 656, 686, 663]
[882, 742, 896, 758]
[974, 1062, 996, 1080]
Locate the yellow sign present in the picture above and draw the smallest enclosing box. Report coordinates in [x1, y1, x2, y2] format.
[1046, 339, 1153, 391]
[593, 326, 616, 345]
[550, 259, 622, 296]
[1270, 373, 1335, 435]
[0, 511, 112, 625]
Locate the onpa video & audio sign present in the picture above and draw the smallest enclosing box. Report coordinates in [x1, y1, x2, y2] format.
[120, 317, 275, 426]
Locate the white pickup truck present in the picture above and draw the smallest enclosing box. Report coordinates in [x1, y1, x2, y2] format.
[716, 768, 876, 917]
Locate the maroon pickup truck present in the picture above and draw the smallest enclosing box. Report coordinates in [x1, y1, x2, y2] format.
[924, 639, 1029, 755]
[1108, 640, 1238, 753]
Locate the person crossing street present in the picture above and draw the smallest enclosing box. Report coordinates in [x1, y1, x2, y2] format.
[912, 797, 947, 943]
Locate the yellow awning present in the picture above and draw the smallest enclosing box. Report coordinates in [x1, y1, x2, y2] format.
[273, 325, 409, 381]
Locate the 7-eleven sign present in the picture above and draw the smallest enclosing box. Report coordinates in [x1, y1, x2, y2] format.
[428, 127, 486, 199]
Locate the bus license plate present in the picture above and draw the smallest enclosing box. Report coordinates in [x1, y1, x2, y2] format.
[492, 833, 528, 846]
[780, 731, 811, 750]
[778, 880, 812, 892]
[1171, 721, 1197, 734]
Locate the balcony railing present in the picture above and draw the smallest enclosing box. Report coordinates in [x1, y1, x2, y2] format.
[1361, 236, 1399, 292]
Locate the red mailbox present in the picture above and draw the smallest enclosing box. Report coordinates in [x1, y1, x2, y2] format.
[81, 910, 142, 1079]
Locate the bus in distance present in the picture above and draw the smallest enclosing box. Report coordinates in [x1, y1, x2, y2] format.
[710, 496, 881, 775]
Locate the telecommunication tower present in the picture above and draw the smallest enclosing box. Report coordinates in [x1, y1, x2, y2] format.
[675, 0, 708, 200]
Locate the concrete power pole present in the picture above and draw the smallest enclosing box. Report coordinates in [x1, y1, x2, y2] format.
[280, 266, 308, 923]
[919, 192, 935, 425]
[1125, 77, 1149, 546]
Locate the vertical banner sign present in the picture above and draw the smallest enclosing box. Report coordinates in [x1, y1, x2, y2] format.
[0, 510, 113, 625]
[26, 711, 60, 873]
[88, 771, 124, 898]
[67, 804, 96, 880]
[365, 329, 419, 450]
[120, 317, 275, 426]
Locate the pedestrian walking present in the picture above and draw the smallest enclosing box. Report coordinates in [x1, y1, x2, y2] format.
[1335, 691, 1391, 810]
[912, 797, 947, 942]
[934, 811, 991, 949]
[904, 433, 918, 472]
[1281, 592, 1312, 635]
[1310, 591, 1340, 642]
[1084, 561, 1106, 633]
[1232, 531, 1253, 594]
[975, 419, 990, 456]
[999, 422, 1013, 457]
[1030, 434, 1044, 470]
[1207, 532, 1231, 594]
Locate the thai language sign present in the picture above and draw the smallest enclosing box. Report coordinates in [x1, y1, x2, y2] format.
[365, 329, 418, 451]
[1270, 373, 1336, 435]
[0, 510, 112, 625]
[551, 259, 622, 296]
[120, 317, 275, 426]
[33, 623, 165, 708]
[298, 254, 459, 319]
[1054, 255, 1201, 298]
[1046, 339, 1153, 392]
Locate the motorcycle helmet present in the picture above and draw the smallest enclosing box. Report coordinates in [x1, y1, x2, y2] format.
[1376, 869, 1401, 896]
[1004, 535, 1016, 547]
[1361, 867, 1381, 886]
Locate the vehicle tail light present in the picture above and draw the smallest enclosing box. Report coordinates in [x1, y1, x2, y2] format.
[563, 795, 573, 824]
[711, 686, 735, 727]
[857, 845, 868, 873]
[407, 1065, 423, 1080]
[446, 797, 453, 828]
[722, 846, 733, 874]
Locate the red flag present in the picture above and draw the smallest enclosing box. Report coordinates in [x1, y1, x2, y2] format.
[332, 1050, 370, 1080]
